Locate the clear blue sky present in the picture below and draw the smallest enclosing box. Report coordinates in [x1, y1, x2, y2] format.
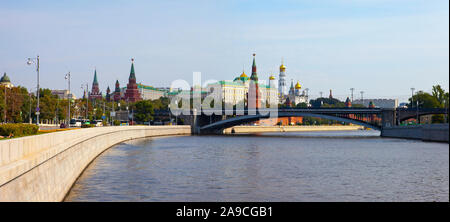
[1, 0, 448, 102]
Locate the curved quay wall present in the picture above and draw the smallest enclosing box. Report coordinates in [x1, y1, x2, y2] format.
[0, 126, 191, 202]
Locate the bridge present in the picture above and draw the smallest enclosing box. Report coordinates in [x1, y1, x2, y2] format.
[183, 108, 447, 134]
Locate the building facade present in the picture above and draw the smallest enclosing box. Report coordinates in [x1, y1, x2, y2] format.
[51, 90, 76, 100]
[353, 99, 398, 108]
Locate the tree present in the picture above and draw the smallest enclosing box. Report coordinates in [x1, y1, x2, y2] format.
[309, 97, 343, 108]
[432, 85, 446, 107]
[409, 91, 440, 108]
[133, 100, 155, 123]
[295, 102, 308, 108]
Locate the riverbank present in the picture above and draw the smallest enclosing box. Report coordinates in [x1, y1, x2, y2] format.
[0, 125, 191, 201]
[223, 125, 364, 134]
[381, 124, 449, 143]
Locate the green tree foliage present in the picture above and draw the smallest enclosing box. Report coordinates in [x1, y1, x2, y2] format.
[309, 97, 344, 108]
[408, 85, 449, 123]
[409, 91, 441, 108]
[295, 102, 308, 108]
[133, 100, 155, 122]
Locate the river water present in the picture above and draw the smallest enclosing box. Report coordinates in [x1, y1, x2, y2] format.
[65, 130, 449, 202]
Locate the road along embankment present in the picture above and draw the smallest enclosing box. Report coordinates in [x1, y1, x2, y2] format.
[0, 126, 191, 202]
[223, 125, 364, 134]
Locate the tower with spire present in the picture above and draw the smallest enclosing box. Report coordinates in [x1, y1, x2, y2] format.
[248, 54, 261, 109]
[89, 69, 102, 100]
[278, 59, 287, 97]
[124, 58, 141, 102]
[106, 86, 111, 102]
[113, 80, 122, 102]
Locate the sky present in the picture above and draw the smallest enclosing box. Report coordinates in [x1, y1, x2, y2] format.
[0, 0, 448, 102]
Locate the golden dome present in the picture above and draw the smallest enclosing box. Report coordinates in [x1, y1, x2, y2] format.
[295, 81, 301, 89]
[280, 64, 286, 71]
[269, 75, 276, 80]
[240, 71, 248, 78]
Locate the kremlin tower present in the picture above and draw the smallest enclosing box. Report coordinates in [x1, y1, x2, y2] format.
[89, 69, 102, 100]
[106, 86, 111, 102]
[124, 58, 141, 102]
[278, 60, 287, 97]
[248, 54, 261, 109]
[345, 97, 352, 108]
[113, 80, 121, 102]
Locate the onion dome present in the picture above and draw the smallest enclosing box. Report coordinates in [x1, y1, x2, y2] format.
[240, 71, 248, 78]
[295, 81, 301, 89]
[280, 64, 286, 72]
[0, 72, 11, 83]
[269, 75, 276, 80]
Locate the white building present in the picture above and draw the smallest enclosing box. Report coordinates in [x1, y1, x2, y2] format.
[51, 90, 77, 100]
[353, 99, 399, 108]
[206, 70, 278, 107]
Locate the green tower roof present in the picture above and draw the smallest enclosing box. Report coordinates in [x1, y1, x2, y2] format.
[129, 60, 136, 79]
[250, 54, 258, 82]
[0, 72, 11, 83]
[93, 69, 98, 84]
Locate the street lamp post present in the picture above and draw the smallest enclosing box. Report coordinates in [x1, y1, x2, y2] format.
[81, 83, 89, 120]
[65, 72, 71, 127]
[360, 91, 364, 106]
[126, 102, 129, 125]
[350, 88, 355, 103]
[410, 88, 415, 108]
[3, 86, 7, 123]
[416, 100, 421, 124]
[27, 55, 40, 126]
[174, 100, 178, 125]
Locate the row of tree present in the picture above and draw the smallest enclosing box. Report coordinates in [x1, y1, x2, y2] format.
[0, 85, 171, 124]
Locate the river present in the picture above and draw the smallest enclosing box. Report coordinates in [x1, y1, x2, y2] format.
[65, 130, 449, 202]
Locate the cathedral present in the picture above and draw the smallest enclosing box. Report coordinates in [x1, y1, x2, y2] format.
[287, 80, 308, 106]
[276, 62, 308, 106]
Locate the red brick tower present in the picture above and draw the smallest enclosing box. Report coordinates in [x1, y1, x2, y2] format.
[124, 58, 141, 102]
[89, 69, 102, 100]
[248, 54, 261, 109]
[113, 80, 121, 102]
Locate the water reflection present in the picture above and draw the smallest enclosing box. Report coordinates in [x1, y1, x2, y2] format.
[65, 131, 449, 202]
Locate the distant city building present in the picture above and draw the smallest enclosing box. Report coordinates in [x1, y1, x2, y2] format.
[124, 59, 141, 102]
[353, 99, 398, 108]
[88, 69, 102, 100]
[51, 90, 76, 100]
[0, 72, 13, 88]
